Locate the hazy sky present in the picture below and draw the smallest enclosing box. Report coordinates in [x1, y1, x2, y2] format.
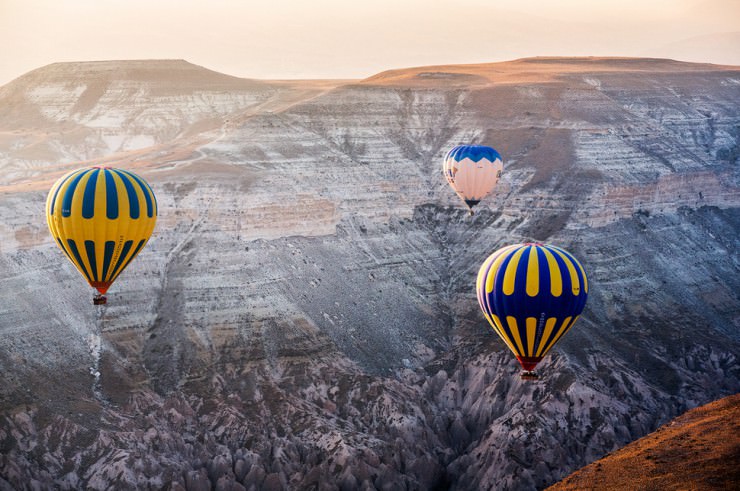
[1, 0, 738, 84]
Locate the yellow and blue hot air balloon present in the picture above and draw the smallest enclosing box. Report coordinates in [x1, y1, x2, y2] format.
[46, 166, 157, 304]
[443, 144, 503, 215]
[476, 243, 588, 379]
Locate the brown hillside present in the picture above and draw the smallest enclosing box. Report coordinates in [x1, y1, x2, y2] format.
[360, 57, 739, 87]
[548, 393, 740, 491]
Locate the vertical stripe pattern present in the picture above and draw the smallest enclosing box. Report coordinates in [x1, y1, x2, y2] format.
[46, 166, 157, 295]
[443, 144, 503, 211]
[476, 243, 589, 372]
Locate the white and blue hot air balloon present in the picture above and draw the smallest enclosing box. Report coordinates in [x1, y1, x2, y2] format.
[443, 144, 503, 214]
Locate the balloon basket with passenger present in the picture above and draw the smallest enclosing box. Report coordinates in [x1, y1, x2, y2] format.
[517, 356, 542, 381]
[520, 371, 539, 380]
[465, 200, 479, 216]
[91, 282, 110, 305]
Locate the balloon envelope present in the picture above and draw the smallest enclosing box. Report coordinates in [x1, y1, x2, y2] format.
[46, 166, 157, 296]
[443, 144, 503, 212]
[476, 243, 588, 373]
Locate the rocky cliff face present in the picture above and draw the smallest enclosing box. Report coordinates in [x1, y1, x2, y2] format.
[0, 58, 738, 490]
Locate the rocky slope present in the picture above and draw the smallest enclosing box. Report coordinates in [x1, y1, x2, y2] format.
[0, 57, 739, 490]
[548, 393, 740, 490]
[0, 59, 345, 182]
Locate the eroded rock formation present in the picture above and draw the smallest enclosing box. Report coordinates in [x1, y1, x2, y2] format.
[0, 58, 738, 490]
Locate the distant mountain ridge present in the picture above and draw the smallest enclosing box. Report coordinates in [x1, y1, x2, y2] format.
[361, 56, 739, 86]
[0, 59, 346, 180]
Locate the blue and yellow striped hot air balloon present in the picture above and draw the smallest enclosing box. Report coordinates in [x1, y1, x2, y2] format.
[476, 243, 588, 379]
[46, 166, 157, 304]
[443, 144, 503, 215]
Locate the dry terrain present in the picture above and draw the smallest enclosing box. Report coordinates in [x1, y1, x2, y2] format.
[549, 393, 740, 490]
